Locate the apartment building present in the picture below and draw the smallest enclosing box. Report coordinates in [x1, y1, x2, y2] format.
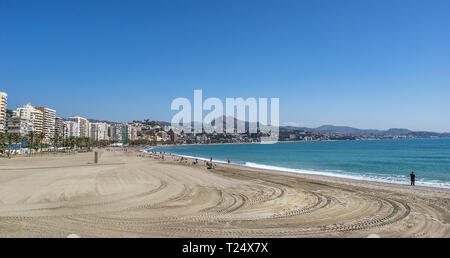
[55, 117, 67, 139]
[129, 125, 137, 141]
[68, 116, 89, 138]
[35, 106, 56, 140]
[14, 103, 43, 133]
[66, 120, 80, 138]
[90, 122, 109, 141]
[0, 91, 7, 134]
[6, 115, 33, 136]
[109, 124, 122, 142]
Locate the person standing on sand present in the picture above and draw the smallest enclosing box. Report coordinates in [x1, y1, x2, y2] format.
[410, 171, 416, 186]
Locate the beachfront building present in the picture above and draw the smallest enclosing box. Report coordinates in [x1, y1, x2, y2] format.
[170, 131, 178, 143]
[35, 106, 56, 141]
[68, 116, 89, 138]
[66, 120, 80, 138]
[156, 131, 169, 141]
[0, 91, 7, 134]
[90, 122, 109, 141]
[14, 103, 44, 134]
[109, 124, 122, 142]
[199, 134, 208, 144]
[129, 125, 137, 141]
[6, 115, 33, 136]
[121, 124, 130, 143]
[55, 117, 67, 139]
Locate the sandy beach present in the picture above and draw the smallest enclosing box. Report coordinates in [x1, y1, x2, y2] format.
[0, 149, 449, 238]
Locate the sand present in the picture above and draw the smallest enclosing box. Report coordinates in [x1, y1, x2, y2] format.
[0, 150, 449, 238]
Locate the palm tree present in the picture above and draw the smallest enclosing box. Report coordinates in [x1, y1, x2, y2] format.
[0, 133, 5, 155]
[11, 133, 21, 155]
[27, 131, 35, 156]
[6, 133, 14, 158]
[51, 134, 61, 153]
[75, 137, 82, 150]
[78, 137, 89, 150]
[37, 132, 45, 153]
[86, 137, 92, 150]
[66, 137, 76, 150]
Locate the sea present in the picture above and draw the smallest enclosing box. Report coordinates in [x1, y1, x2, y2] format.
[148, 138, 450, 189]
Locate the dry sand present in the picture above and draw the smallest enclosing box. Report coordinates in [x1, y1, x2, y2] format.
[0, 150, 449, 238]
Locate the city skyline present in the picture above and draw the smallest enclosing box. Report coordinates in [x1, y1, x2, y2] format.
[1, 0, 450, 132]
[3, 93, 450, 134]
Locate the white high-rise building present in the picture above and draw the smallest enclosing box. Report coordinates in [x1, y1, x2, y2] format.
[6, 115, 33, 136]
[90, 122, 109, 141]
[129, 125, 137, 141]
[66, 121, 80, 138]
[68, 116, 89, 138]
[14, 103, 43, 133]
[55, 117, 67, 139]
[35, 106, 56, 140]
[0, 92, 8, 134]
[109, 124, 122, 142]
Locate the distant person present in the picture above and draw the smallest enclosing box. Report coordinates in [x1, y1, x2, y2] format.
[227, 158, 231, 164]
[410, 171, 416, 186]
[206, 161, 214, 170]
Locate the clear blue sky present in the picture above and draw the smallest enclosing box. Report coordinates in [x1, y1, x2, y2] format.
[1, 0, 449, 132]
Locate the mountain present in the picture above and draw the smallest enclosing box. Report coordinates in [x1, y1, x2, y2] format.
[88, 118, 119, 124]
[210, 116, 260, 131]
[314, 125, 382, 135]
[280, 124, 448, 137]
[166, 119, 449, 138]
[407, 131, 442, 137]
[156, 121, 171, 126]
[384, 128, 413, 135]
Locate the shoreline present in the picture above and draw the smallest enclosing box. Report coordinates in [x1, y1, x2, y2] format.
[146, 136, 450, 148]
[143, 146, 450, 190]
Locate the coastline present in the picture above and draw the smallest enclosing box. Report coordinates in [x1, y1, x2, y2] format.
[0, 149, 449, 237]
[146, 136, 450, 148]
[145, 142, 450, 190]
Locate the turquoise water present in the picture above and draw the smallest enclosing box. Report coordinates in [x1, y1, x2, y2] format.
[150, 138, 450, 188]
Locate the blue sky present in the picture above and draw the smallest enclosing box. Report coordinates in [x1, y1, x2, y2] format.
[1, 0, 449, 132]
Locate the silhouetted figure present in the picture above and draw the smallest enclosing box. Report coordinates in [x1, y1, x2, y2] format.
[410, 171, 416, 186]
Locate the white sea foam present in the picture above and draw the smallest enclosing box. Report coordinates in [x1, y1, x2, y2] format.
[141, 148, 450, 189]
[244, 162, 450, 189]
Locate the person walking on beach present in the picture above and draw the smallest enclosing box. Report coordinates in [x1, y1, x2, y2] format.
[410, 171, 416, 186]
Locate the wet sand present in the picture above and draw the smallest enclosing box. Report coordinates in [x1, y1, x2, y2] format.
[0, 150, 449, 237]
